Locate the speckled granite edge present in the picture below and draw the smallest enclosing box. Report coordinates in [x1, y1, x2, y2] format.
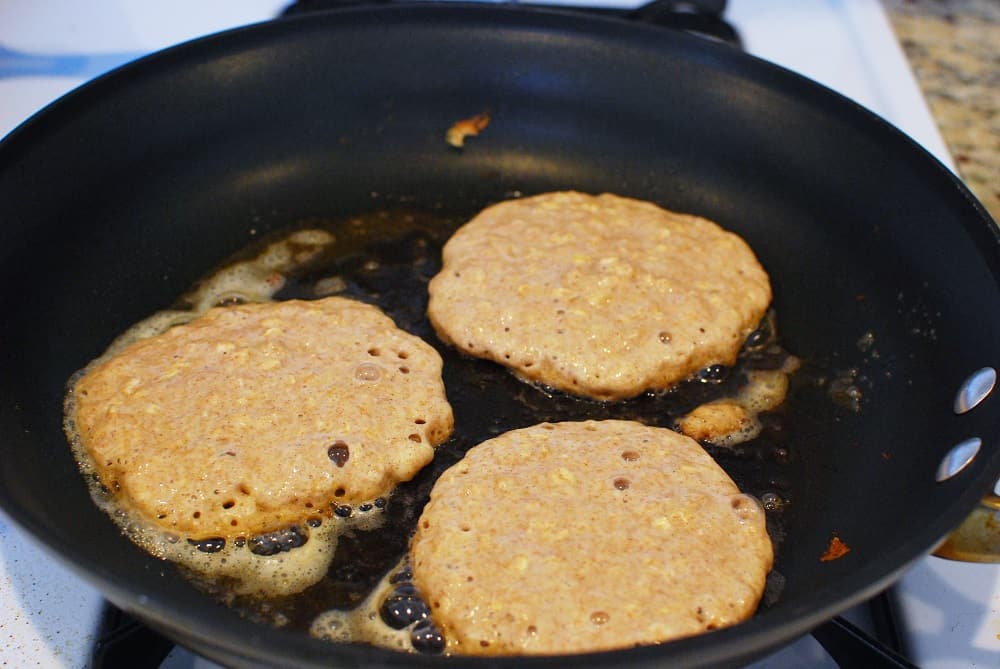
[882, 0, 1000, 223]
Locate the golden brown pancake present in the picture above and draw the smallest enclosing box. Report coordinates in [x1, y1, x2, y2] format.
[69, 297, 453, 541]
[409, 420, 773, 655]
[427, 191, 772, 400]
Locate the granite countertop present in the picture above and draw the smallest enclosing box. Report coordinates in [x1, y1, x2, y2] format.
[882, 0, 999, 222]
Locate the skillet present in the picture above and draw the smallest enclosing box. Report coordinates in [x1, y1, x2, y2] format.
[0, 5, 998, 667]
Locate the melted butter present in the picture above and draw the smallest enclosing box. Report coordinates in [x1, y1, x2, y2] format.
[676, 318, 801, 448]
[100, 229, 337, 358]
[311, 557, 415, 650]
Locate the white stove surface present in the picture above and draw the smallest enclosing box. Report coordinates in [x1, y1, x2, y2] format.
[1, 1, 997, 668]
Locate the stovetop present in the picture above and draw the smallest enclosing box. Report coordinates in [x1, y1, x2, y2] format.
[1, 1, 997, 668]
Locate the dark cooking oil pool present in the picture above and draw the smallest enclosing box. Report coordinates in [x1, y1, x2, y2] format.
[73, 207, 831, 654]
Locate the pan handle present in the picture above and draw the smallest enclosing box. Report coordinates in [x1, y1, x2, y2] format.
[934, 368, 1000, 562]
[932, 494, 1000, 563]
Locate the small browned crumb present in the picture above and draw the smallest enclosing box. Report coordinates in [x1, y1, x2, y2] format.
[446, 112, 490, 148]
[677, 402, 749, 442]
[820, 535, 851, 562]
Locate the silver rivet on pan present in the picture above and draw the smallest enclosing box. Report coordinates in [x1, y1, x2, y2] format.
[936, 438, 982, 482]
[954, 367, 997, 414]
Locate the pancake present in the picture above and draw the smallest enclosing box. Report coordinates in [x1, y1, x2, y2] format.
[427, 191, 772, 400]
[68, 297, 454, 542]
[409, 420, 773, 655]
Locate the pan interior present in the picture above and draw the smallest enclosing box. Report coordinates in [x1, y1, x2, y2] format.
[0, 6, 998, 667]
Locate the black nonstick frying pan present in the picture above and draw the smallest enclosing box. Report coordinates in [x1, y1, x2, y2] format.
[1, 5, 998, 668]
